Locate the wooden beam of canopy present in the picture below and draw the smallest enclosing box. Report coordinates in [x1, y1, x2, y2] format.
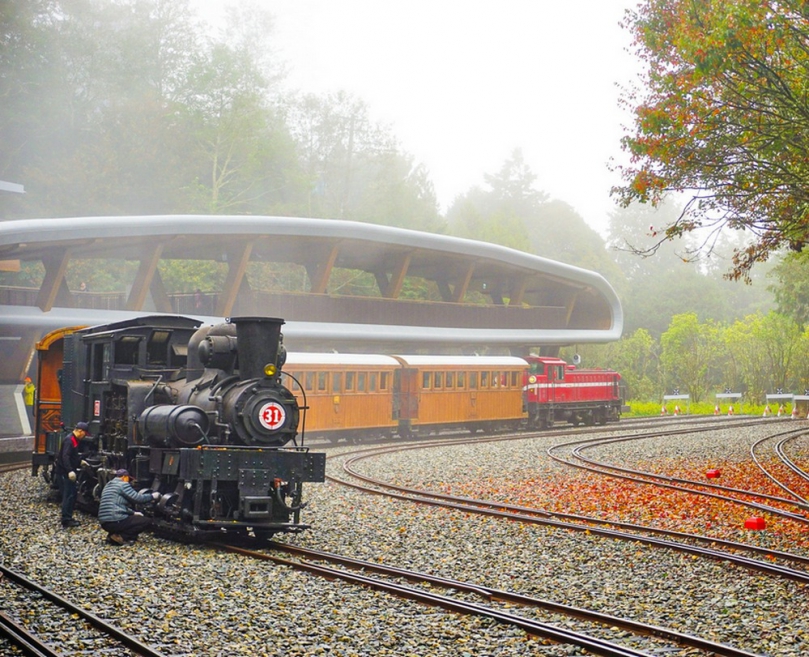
[216, 242, 253, 317]
[306, 244, 339, 294]
[126, 244, 164, 311]
[36, 251, 71, 311]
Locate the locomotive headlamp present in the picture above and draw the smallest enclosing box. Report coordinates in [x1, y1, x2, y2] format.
[263, 363, 277, 377]
[528, 375, 537, 384]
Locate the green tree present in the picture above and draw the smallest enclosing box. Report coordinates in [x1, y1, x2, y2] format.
[615, 0, 809, 281]
[447, 149, 543, 252]
[286, 91, 438, 226]
[565, 328, 659, 400]
[769, 250, 809, 329]
[660, 313, 721, 403]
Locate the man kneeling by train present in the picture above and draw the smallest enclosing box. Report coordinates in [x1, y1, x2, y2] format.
[98, 469, 160, 546]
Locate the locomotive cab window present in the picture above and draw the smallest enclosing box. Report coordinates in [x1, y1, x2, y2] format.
[556, 366, 565, 381]
[530, 362, 544, 375]
[92, 342, 111, 381]
[114, 335, 141, 366]
[147, 330, 171, 365]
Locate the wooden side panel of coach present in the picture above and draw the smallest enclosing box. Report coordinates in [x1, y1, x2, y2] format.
[394, 355, 527, 433]
[284, 353, 400, 440]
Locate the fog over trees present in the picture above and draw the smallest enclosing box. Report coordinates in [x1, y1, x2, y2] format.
[3, 0, 809, 401]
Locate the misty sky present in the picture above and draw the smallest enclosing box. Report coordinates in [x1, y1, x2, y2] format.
[200, 1, 641, 236]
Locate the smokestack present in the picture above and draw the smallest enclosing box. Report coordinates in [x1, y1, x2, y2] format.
[229, 316, 285, 380]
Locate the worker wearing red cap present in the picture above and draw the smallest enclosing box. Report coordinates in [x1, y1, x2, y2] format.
[54, 422, 91, 528]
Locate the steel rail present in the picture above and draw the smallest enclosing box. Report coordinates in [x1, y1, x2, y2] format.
[217, 543, 763, 657]
[333, 453, 809, 569]
[775, 437, 809, 482]
[261, 541, 766, 657]
[333, 459, 809, 583]
[0, 610, 64, 657]
[0, 565, 167, 657]
[749, 433, 809, 505]
[551, 429, 809, 518]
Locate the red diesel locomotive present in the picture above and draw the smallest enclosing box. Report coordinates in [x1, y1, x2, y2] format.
[523, 356, 624, 428]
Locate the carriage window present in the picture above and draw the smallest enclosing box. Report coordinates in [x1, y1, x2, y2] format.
[317, 372, 327, 391]
[511, 372, 519, 387]
[433, 372, 442, 388]
[469, 372, 478, 389]
[370, 372, 378, 392]
[345, 372, 355, 391]
[457, 372, 465, 388]
[481, 371, 489, 387]
[422, 372, 431, 389]
[446, 372, 455, 388]
[358, 372, 367, 392]
[332, 372, 342, 393]
[304, 372, 315, 391]
[491, 372, 499, 388]
[380, 372, 389, 390]
[289, 373, 301, 391]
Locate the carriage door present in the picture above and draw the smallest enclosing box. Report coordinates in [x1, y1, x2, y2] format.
[393, 368, 419, 421]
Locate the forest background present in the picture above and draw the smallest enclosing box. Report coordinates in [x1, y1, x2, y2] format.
[3, 0, 809, 408]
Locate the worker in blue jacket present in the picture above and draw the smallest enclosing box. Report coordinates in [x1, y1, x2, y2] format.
[98, 469, 160, 545]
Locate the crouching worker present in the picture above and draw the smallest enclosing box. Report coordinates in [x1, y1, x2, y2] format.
[98, 469, 160, 546]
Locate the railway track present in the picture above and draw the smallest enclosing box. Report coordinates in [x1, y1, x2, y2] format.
[333, 444, 809, 580]
[312, 420, 809, 655]
[217, 541, 764, 657]
[0, 564, 167, 657]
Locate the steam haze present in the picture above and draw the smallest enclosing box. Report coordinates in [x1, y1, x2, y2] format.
[198, 0, 639, 235]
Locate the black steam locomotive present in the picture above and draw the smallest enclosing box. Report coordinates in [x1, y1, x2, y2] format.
[33, 315, 325, 541]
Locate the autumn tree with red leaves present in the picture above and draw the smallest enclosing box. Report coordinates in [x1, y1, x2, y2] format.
[614, 0, 809, 281]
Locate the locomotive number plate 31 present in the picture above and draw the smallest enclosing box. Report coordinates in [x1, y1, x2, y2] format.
[258, 401, 286, 431]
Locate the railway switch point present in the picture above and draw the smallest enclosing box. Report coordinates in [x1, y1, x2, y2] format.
[744, 517, 766, 530]
[705, 469, 721, 478]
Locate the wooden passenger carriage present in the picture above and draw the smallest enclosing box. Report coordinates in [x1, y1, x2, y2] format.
[284, 353, 529, 440]
[392, 355, 528, 435]
[284, 353, 401, 441]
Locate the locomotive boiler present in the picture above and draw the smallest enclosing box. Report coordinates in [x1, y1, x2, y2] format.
[33, 315, 325, 541]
